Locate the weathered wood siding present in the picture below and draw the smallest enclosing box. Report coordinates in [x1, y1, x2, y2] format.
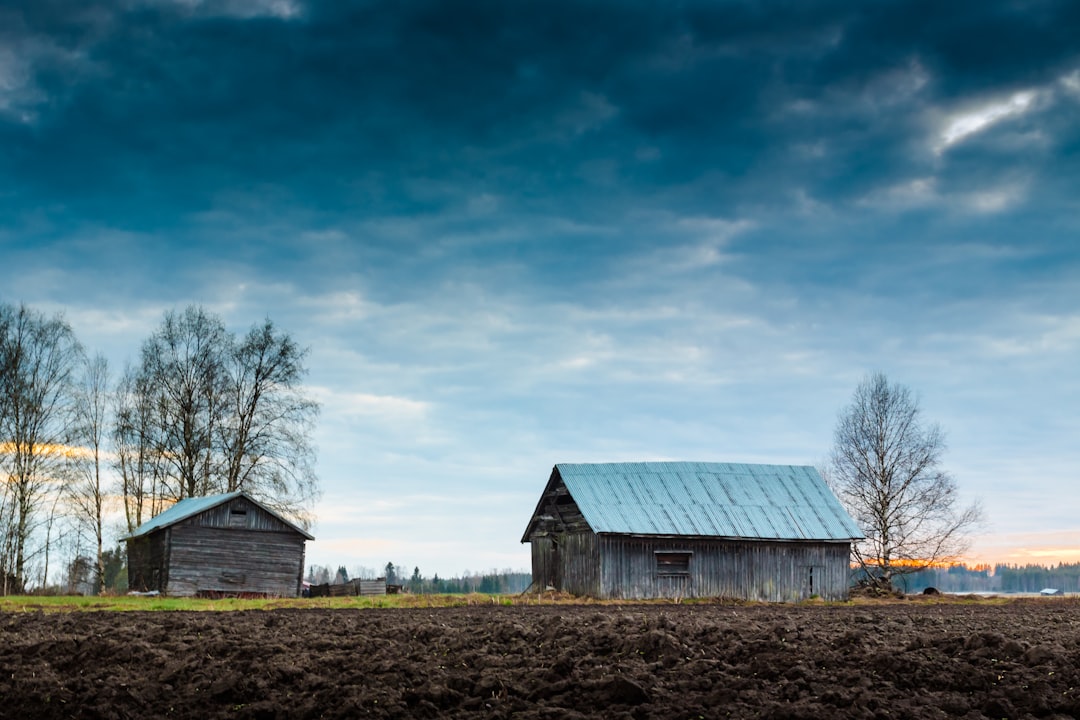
[531, 532, 600, 596]
[185, 496, 297, 534]
[530, 537, 555, 590]
[596, 535, 851, 602]
[125, 531, 170, 593]
[165, 525, 306, 597]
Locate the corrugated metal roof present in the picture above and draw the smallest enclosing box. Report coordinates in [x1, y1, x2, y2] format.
[123, 492, 245, 539]
[123, 491, 314, 540]
[555, 461, 862, 541]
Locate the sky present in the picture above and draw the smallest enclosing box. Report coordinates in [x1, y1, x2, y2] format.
[2, 0, 1078, 578]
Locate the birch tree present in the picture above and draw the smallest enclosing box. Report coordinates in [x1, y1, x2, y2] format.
[829, 372, 983, 590]
[67, 353, 111, 593]
[219, 318, 319, 521]
[0, 303, 82, 592]
[138, 305, 229, 501]
[113, 365, 164, 534]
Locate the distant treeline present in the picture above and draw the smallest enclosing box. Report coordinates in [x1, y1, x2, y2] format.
[900, 563, 1080, 594]
[307, 563, 532, 595]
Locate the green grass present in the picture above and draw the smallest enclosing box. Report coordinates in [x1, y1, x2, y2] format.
[0, 591, 585, 613]
[0, 591, 1042, 613]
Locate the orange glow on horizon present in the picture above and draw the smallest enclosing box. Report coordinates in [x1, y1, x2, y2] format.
[963, 529, 1080, 568]
[962, 547, 1080, 567]
[0, 441, 101, 461]
[856, 557, 954, 569]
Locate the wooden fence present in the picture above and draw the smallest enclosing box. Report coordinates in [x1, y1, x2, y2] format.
[307, 578, 387, 598]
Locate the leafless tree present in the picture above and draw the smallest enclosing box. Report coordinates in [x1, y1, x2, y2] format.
[67, 353, 111, 593]
[113, 365, 165, 534]
[126, 306, 319, 526]
[138, 306, 229, 501]
[220, 318, 319, 523]
[39, 487, 70, 593]
[0, 303, 82, 592]
[830, 372, 983, 590]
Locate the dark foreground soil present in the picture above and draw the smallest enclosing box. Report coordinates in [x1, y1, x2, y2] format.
[3, 599, 1080, 719]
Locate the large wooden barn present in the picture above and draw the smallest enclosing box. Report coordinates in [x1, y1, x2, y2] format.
[521, 462, 862, 601]
[125, 491, 313, 598]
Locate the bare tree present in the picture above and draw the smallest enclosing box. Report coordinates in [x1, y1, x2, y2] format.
[830, 372, 983, 590]
[220, 319, 319, 523]
[39, 487, 70, 593]
[126, 306, 320, 526]
[0, 303, 82, 592]
[67, 353, 110, 593]
[113, 365, 165, 534]
[138, 306, 229, 501]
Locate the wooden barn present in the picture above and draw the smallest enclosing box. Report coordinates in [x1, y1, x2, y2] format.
[125, 491, 313, 598]
[521, 462, 863, 602]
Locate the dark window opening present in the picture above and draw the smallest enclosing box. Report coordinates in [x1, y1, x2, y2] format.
[806, 565, 823, 595]
[229, 508, 248, 528]
[656, 551, 691, 576]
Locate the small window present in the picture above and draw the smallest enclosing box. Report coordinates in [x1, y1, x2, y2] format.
[229, 508, 248, 528]
[656, 551, 691, 576]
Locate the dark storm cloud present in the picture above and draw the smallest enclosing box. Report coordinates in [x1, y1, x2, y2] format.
[824, 0, 1080, 94]
[2, 0, 1078, 242]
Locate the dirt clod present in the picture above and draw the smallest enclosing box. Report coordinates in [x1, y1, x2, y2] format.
[2, 600, 1079, 718]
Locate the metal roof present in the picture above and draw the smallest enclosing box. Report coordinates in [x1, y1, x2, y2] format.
[123, 491, 314, 540]
[549, 461, 862, 541]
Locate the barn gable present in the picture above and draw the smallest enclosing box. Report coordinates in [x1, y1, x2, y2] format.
[522, 461, 862, 601]
[125, 491, 312, 598]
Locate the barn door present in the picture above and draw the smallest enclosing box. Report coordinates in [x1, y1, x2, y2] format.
[805, 565, 825, 598]
[549, 538, 561, 590]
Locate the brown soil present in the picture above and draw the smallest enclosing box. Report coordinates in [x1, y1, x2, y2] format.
[3, 598, 1080, 719]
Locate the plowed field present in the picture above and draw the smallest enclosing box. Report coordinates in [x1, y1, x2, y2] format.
[3, 599, 1079, 719]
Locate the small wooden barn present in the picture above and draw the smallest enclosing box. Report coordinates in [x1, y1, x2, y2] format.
[521, 462, 863, 602]
[125, 491, 313, 598]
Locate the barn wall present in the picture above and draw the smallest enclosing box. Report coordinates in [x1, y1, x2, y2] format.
[530, 532, 599, 596]
[530, 537, 554, 590]
[164, 525, 307, 597]
[596, 536, 852, 602]
[125, 531, 169, 593]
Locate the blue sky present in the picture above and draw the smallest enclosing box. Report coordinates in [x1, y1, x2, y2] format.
[2, 0, 1079, 576]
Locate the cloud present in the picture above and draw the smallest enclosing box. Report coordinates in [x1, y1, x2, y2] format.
[149, 0, 304, 20]
[317, 389, 430, 420]
[3, 0, 1077, 235]
[937, 90, 1038, 152]
[975, 313, 1080, 358]
[0, 31, 96, 125]
[1062, 69, 1080, 96]
[0, 45, 39, 122]
[296, 290, 379, 325]
[551, 91, 619, 139]
[858, 176, 1029, 214]
[858, 177, 939, 210]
